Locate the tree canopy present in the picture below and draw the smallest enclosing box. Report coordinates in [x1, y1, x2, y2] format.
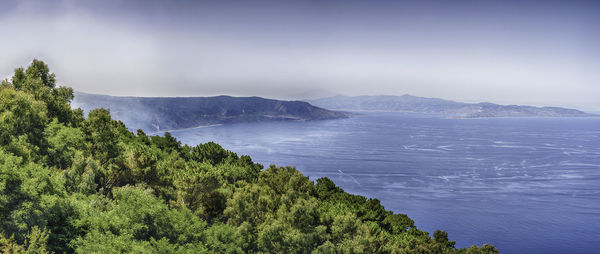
[0, 60, 498, 253]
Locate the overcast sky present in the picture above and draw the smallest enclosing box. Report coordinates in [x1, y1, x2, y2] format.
[1, 0, 599, 110]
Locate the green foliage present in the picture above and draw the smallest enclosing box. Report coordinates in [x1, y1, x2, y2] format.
[0, 60, 498, 253]
[149, 132, 181, 154]
[8, 59, 77, 125]
[191, 141, 232, 165]
[44, 119, 87, 169]
[24, 60, 56, 89]
[83, 108, 122, 164]
[0, 87, 48, 151]
[203, 224, 243, 253]
[0, 226, 50, 254]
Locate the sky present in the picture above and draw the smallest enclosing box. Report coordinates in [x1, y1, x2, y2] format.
[1, 0, 599, 110]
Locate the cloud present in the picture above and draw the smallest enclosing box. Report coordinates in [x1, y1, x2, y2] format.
[1, 0, 598, 110]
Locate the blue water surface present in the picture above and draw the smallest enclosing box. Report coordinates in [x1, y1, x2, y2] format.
[166, 112, 600, 253]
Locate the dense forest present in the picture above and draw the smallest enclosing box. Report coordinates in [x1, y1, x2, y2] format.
[0, 60, 497, 253]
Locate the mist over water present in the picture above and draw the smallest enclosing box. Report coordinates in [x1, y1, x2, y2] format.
[165, 112, 600, 254]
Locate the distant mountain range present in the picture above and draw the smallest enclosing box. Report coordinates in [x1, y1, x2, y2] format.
[72, 92, 347, 132]
[308, 95, 593, 118]
[72, 92, 593, 133]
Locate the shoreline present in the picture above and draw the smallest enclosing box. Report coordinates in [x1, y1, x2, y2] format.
[148, 123, 222, 135]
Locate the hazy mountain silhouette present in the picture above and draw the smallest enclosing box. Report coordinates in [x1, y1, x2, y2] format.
[309, 95, 592, 118]
[73, 92, 348, 132]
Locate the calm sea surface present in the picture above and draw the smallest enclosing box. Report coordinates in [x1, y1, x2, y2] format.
[166, 112, 600, 253]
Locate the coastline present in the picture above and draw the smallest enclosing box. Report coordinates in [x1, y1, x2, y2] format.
[148, 123, 223, 135]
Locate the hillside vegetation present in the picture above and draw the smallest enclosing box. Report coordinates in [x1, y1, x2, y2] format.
[72, 92, 347, 133]
[0, 60, 497, 253]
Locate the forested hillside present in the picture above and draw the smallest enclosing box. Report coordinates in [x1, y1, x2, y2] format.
[0, 60, 497, 253]
[72, 92, 347, 132]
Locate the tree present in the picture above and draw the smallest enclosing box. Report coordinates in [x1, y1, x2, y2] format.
[11, 68, 26, 90]
[24, 60, 56, 89]
[434, 230, 456, 248]
[9, 60, 77, 124]
[44, 119, 87, 169]
[0, 87, 48, 150]
[83, 108, 121, 164]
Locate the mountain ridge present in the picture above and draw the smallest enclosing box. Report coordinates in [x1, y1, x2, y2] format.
[308, 95, 593, 118]
[72, 92, 348, 132]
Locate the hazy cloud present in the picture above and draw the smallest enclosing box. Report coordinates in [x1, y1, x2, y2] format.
[1, 0, 598, 110]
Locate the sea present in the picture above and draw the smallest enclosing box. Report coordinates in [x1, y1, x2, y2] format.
[165, 112, 600, 253]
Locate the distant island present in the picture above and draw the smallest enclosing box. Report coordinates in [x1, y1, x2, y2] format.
[73, 92, 348, 132]
[309, 95, 593, 118]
